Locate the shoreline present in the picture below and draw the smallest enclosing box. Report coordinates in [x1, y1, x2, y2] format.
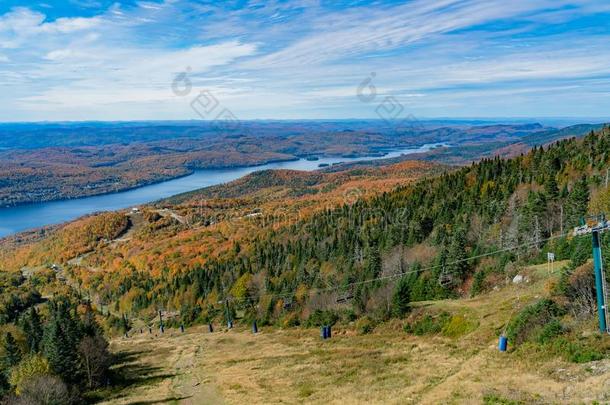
[0, 156, 304, 209]
[0, 143, 439, 238]
[0, 145, 436, 208]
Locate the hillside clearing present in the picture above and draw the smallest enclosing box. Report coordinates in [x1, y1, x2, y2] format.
[99, 262, 610, 404]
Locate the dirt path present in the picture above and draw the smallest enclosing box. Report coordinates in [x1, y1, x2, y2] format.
[111, 212, 145, 244]
[100, 327, 225, 405]
[101, 323, 609, 404]
[155, 208, 188, 226]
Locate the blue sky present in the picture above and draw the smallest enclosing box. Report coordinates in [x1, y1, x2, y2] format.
[1, 0, 610, 121]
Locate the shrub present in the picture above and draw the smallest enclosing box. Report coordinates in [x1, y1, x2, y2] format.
[550, 337, 604, 363]
[355, 316, 376, 335]
[340, 309, 357, 323]
[105, 314, 130, 336]
[441, 314, 478, 338]
[404, 312, 450, 335]
[536, 319, 563, 344]
[506, 299, 563, 346]
[483, 393, 524, 405]
[280, 312, 301, 328]
[305, 310, 338, 327]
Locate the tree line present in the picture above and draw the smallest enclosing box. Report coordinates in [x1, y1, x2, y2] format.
[67, 126, 610, 329]
[0, 295, 111, 404]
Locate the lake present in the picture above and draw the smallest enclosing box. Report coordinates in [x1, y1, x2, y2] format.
[0, 144, 441, 238]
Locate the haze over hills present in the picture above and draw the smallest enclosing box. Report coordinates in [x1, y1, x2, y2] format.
[0, 120, 604, 207]
[0, 119, 605, 150]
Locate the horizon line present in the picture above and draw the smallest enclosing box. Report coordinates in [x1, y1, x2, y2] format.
[1, 117, 610, 125]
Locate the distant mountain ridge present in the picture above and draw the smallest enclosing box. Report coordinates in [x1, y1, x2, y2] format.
[0, 120, 599, 150]
[0, 120, 605, 206]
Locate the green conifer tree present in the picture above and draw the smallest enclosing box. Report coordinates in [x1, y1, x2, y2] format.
[22, 307, 43, 353]
[392, 276, 411, 316]
[446, 228, 468, 280]
[365, 244, 382, 279]
[42, 301, 81, 383]
[544, 175, 559, 199]
[1, 332, 22, 378]
[567, 176, 590, 227]
[1, 325, 24, 395]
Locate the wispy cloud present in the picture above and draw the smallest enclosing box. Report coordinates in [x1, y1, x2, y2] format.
[1, 0, 610, 120]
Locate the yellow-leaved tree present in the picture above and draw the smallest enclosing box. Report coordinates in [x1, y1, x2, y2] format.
[590, 186, 610, 215]
[9, 354, 51, 395]
[230, 273, 253, 301]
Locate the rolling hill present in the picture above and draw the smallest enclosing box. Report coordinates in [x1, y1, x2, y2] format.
[0, 120, 602, 206]
[0, 124, 609, 403]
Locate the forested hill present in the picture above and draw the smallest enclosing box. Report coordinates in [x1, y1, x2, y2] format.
[2, 126, 610, 331]
[0, 121, 601, 206]
[42, 125, 609, 328]
[1, 127, 610, 401]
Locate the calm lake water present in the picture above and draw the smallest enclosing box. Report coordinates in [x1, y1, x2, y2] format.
[0, 144, 441, 238]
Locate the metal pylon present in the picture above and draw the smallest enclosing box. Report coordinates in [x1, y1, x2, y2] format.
[575, 215, 610, 334]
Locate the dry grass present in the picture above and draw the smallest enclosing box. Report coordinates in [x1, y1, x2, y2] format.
[101, 262, 610, 404]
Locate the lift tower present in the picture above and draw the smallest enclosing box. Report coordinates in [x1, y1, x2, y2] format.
[574, 215, 610, 333]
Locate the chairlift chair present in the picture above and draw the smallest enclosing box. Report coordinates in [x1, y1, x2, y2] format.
[438, 268, 454, 287]
[336, 292, 354, 304]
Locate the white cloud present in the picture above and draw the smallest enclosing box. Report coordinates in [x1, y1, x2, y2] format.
[44, 49, 75, 60]
[19, 40, 257, 109]
[242, 0, 582, 69]
[0, 8, 102, 49]
[42, 16, 101, 33]
[2, 0, 610, 120]
[137, 2, 164, 11]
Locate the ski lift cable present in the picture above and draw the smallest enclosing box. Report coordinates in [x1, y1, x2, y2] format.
[227, 232, 569, 304]
[225, 231, 570, 305]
